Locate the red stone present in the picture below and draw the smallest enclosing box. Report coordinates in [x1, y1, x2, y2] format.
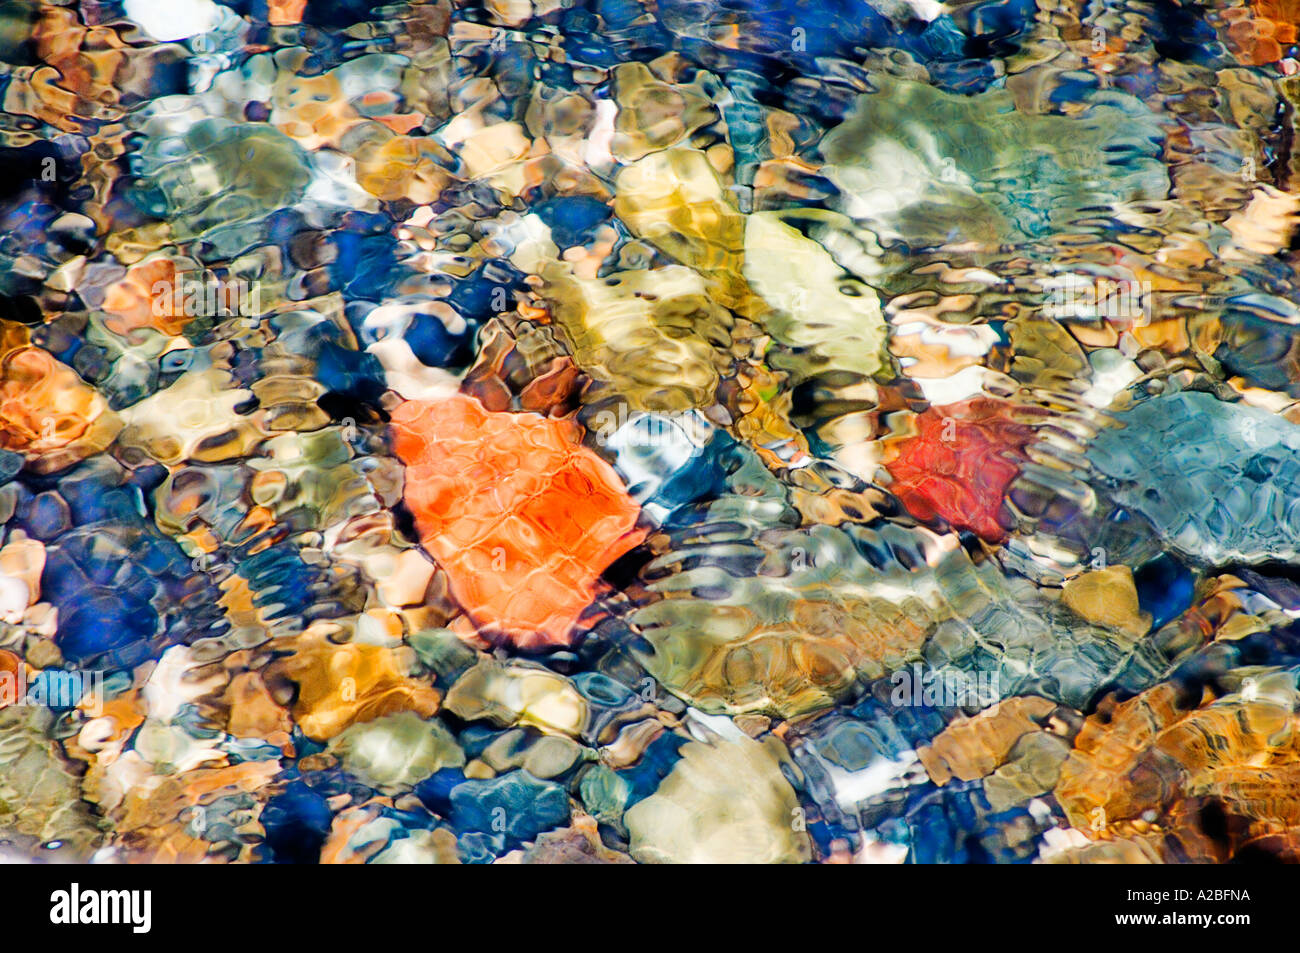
[884, 397, 1036, 543]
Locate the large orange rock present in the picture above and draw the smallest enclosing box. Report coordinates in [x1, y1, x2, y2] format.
[391, 394, 643, 649]
[0, 346, 122, 473]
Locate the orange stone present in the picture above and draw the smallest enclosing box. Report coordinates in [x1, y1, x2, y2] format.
[268, 0, 307, 26]
[0, 346, 122, 473]
[391, 393, 644, 649]
[0, 649, 20, 709]
[269, 629, 442, 741]
[103, 258, 189, 337]
[1226, 0, 1299, 64]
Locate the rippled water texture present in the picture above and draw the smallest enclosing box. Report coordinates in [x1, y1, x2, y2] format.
[2, 0, 1300, 865]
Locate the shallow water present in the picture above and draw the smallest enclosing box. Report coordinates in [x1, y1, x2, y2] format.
[0, 0, 1299, 864]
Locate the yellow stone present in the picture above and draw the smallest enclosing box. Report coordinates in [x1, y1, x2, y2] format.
[610, 62, 719, 162]
[270, 627, 441, 741]
[1061, 565, 1151, 642]
[539, 261, 730, 413]
[743, 210, 887, 382]
[613, 147, 750, 313]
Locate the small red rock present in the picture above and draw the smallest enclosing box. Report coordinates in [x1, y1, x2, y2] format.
[884, 397, 1036, 543]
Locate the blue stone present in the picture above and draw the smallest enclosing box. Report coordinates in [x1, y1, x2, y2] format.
[260, 782, 333, 864]
[449, 770, 571, 851]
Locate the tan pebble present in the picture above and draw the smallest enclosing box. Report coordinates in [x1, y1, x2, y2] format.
[377, 548, 436, 607]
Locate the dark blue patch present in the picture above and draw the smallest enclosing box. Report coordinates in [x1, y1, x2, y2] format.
[315, 340, 386, 404]
[260, 782, 334, 864]
[1134, 553, 1195, 632]
[402, 311, 475, 369]
[414, 767, 470, 817]
[534, 196, 611, 248]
